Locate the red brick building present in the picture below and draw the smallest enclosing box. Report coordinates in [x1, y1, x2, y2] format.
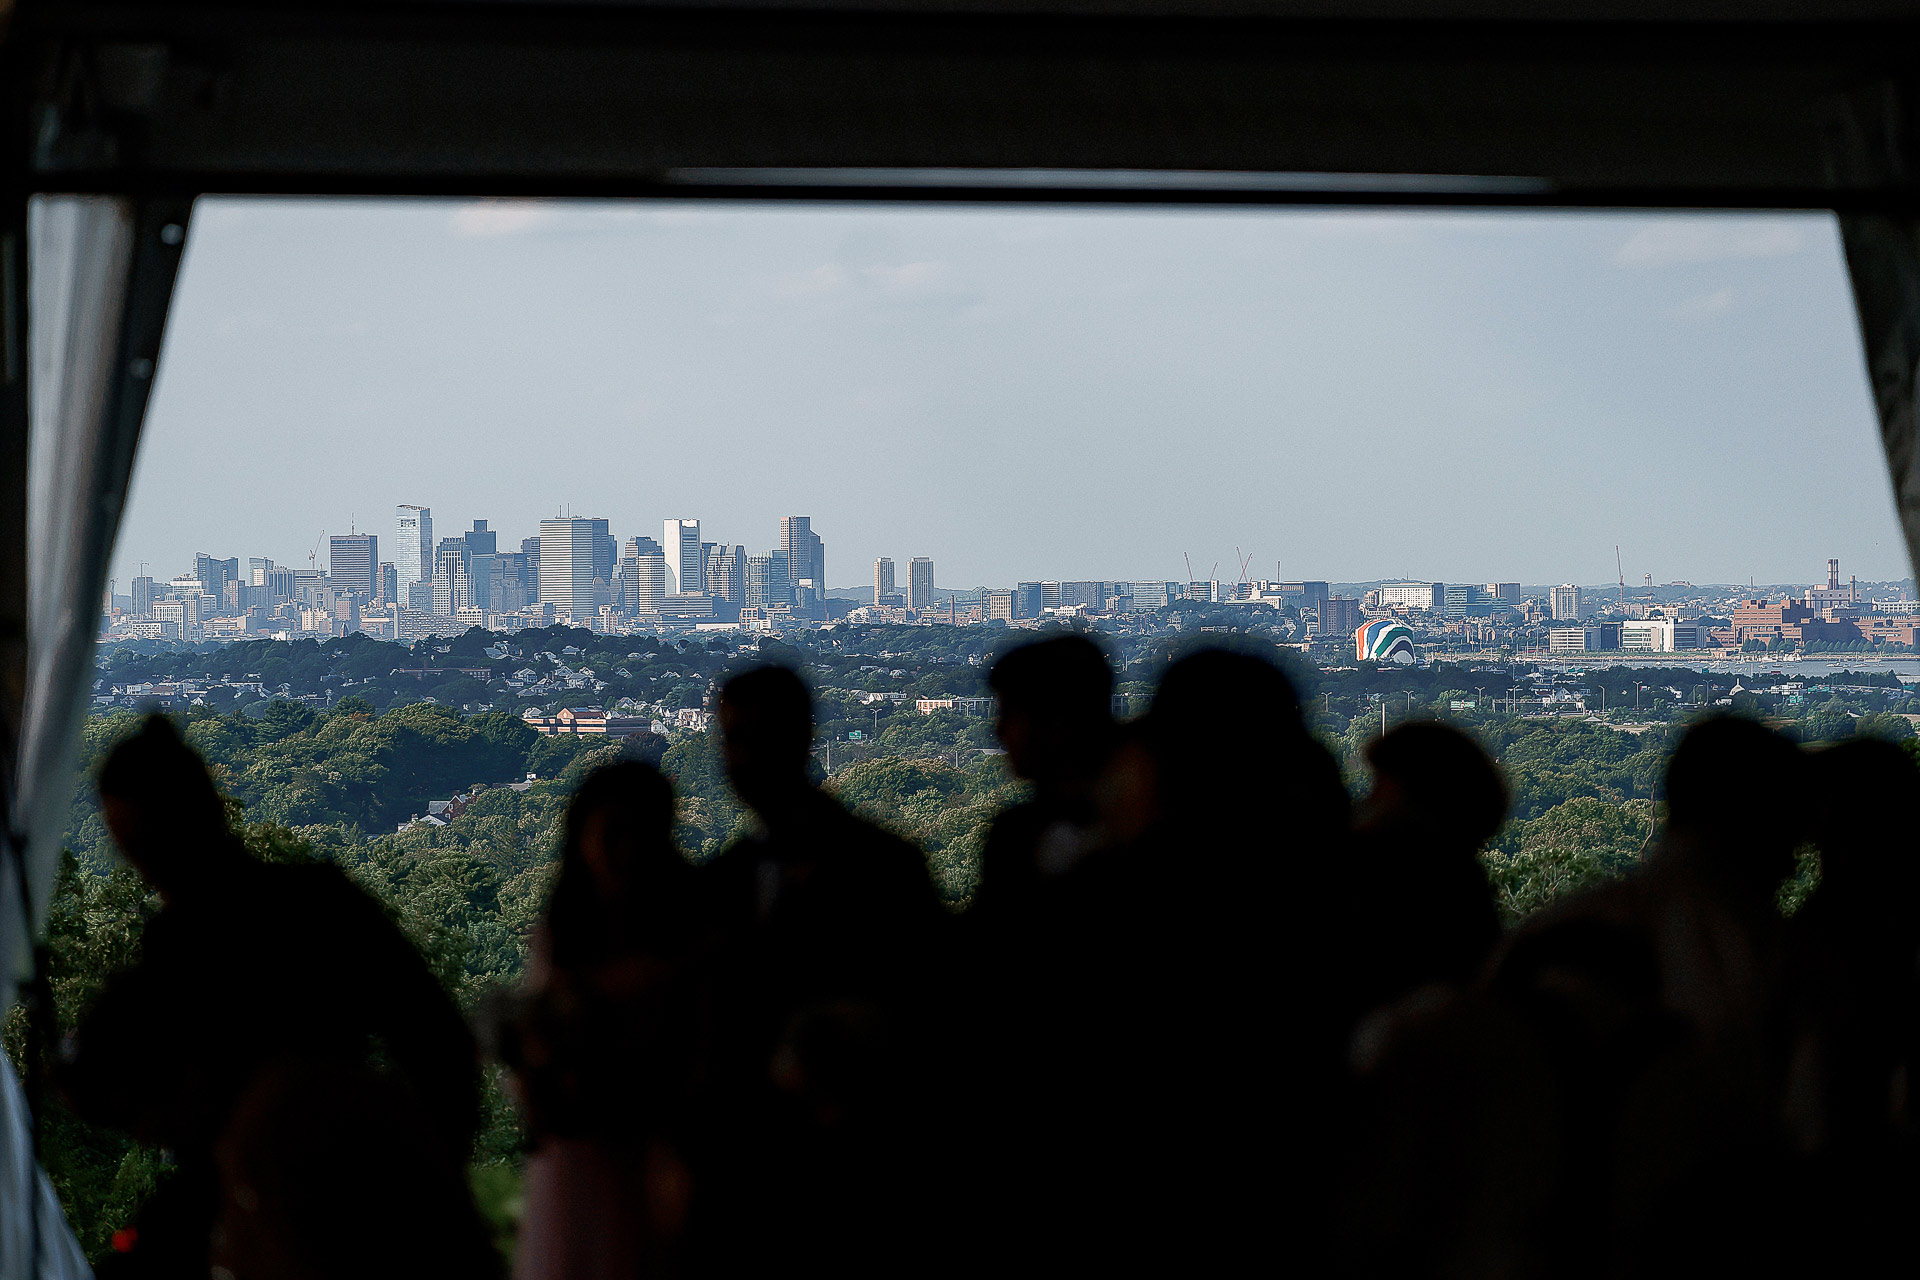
[1727, 599, 1863, 646]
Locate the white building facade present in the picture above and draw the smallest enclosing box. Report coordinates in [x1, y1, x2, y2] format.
[664, 519, 703, 595]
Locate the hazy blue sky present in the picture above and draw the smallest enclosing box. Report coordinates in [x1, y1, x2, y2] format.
[116, 198, 1905, 592]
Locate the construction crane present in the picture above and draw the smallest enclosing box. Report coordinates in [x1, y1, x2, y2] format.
[309, 530, 326, 573]
[1616, 546, 1626, 606]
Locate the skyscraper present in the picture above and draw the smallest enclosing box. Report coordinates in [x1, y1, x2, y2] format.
[745, 554, 780, 609]
[377, 562, 397, 605]
[588, 518, 616, 603]
[130, 575, 155, 617]
[706, 544, 746, 604]
[194, 553, 239, 598]
[395, 505, 432, 596]
[664, 519, 702, 594]
[329, 533, 377, 598]
[469, 552, 497, 611]
[620, 536, 667, 615]
[908, 557, 934, 608]
[519, 537, 541, 596]
[780, 516, 826, 592]
[492, 553, 529, 611]
[874, 557, 895, 605]
[1551, 584, 1582, 620]
[541, 516, 598, 619]
[464, 519, 497, 556]
[432, 537, 471, 615]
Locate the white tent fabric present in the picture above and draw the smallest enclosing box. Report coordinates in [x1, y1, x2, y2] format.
[7, 196, 134, 1010]
[0, 194, 142, 1279]
[0, 1058, 91, 1280]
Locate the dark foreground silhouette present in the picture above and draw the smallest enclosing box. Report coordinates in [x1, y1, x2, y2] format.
[52, 647, 1920, 1278]
[63, 716, 491, 1279]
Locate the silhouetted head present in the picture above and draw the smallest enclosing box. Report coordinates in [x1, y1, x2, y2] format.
[719, 665, 815, 816]
[1662, 716, 1806, 901]
[989, 635, 1115, 786]
[96, 715, 237, 899]
[1147, 645, 1345, 835]
[549, 760, 687, 968]
[1805, 737, 1920, 929]
[1362, 722, 1510, 854]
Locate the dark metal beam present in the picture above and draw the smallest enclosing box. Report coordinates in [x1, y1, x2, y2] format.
[10, 3, 1920, 208]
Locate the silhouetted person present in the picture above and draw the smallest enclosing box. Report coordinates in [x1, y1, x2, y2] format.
[1140, 647, 1352, 1261]
[1795, 739, 1920, 1157]
[1350, 721, 1507, 1010]
[1591, 716, 1809, 1272]
[964, 636, 1120, 1257]
[688, 665, 945, 1276]
[973, 634, 1117, 920]
[63, 716, 482, 1279]
[995, 645, 1348, 1270]
[503, 762, 701, 1280]
[1345, 718, 1815, 1277]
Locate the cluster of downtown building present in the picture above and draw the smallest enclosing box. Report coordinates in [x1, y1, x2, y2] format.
[108, 502, 1919, 659]
[1338, 562, 1920, 656]
[1536, 560, 1920, 655]
[110, 507, 935, 644]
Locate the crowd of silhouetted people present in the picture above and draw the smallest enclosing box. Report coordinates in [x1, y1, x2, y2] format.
[56, 635, 1920, 1278]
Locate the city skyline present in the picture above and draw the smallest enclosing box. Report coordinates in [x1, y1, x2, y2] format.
[117, 200, 1907, 589]
[121, 503, 1912, 607]
[110, 520, 1919, 653]
[119, 497, 1918, 602]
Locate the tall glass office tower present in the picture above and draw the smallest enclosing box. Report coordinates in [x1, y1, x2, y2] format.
[706, 544, 746, 603]
[908, 556, 935, 608]
[619, 537, 667, 615]
[395, 504, 432, 597]
[432, 537, 472, 615]
[540, 516, 598, 620]
[664, 519, 702, 594]
[780, 516, 826, 591]
[328, 533, 377, 598]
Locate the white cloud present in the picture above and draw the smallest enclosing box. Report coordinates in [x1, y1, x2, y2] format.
[1616, 221, 1805, 267]
[450, 200, 559, 237]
